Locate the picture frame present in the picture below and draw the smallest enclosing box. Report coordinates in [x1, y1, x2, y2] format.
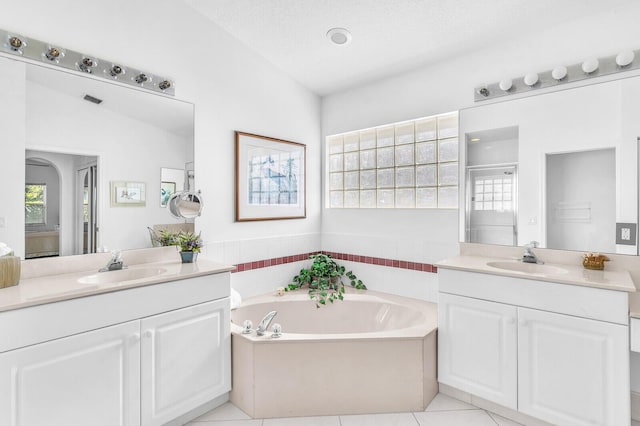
[110, 181, 146, 207]
[235, 131, 306, 221]
[160, 181, 176, 207]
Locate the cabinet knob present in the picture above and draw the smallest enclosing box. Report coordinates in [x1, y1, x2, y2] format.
[144, 330, 154, 338]
[506, 317, 515, 325]
[129, 333, 140, 343]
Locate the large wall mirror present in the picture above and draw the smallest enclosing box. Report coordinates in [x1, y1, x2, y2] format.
[459, 75, 640, 255]
[0, 55, 194, 259]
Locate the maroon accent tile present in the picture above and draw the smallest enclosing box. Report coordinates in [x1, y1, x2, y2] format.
[432, 266, 438, 273]
[385, 259, 393, 267]
[423, 264, 433, 273]
[392, 260, 400, 268]
[399, 261, 408, 269]
[264, 259, 271, 267]
[250, 261, 258, 269]
[237, 264, 245, 272]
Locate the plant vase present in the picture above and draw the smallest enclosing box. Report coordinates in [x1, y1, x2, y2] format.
[180, 251, 198, 263]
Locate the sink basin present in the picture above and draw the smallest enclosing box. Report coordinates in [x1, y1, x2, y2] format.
[78, 268, 168, 285]
[486, 261, 568, 275]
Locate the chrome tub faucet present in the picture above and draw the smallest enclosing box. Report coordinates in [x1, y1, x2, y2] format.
[256, 311, 277, 336]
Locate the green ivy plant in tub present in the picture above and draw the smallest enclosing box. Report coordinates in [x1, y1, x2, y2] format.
[286, 253, 366, 308]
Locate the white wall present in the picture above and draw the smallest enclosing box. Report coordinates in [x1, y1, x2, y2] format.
[321, 1, 640, 297]
[0, 0, 321, 288]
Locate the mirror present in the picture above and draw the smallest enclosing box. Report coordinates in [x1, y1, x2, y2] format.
[459, 75, 640, 255]
[0, 55, 194, 259]
[168, 192, 204, 219]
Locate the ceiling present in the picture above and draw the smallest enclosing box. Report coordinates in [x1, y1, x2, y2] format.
[183, 0, 633, 96]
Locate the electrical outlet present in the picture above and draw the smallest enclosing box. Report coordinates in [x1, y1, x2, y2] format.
[616, 222, 637, 245]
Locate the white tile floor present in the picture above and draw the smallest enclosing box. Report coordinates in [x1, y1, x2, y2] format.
[186, 394, 524, 426]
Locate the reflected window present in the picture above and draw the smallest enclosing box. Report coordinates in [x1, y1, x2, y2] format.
[25, 184, 47, 224]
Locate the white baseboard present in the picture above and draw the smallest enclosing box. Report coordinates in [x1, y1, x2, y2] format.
[632, 391, 640, 421]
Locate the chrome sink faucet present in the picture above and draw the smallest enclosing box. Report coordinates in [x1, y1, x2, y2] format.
[99, 250, 126, 272]
[256, 311, 277, 336]
[522, 241, 540, 264]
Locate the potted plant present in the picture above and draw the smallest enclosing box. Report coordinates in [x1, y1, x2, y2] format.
[176, 231, 202, 263]
[286, 253, 366, 307]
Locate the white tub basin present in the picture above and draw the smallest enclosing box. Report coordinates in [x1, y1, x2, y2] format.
[486, 261, 567, 276]
[78, 268, 168, 284]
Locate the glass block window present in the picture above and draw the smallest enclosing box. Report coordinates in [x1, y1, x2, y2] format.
[327, 112, 458, 209]
[473, 174, 514, 212]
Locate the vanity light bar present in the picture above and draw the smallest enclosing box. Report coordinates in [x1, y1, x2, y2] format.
[0, 28, 175, 96]
[474, 48, 640, 102]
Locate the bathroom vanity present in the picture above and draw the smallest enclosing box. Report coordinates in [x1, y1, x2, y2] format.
[437, 254, 634, 426]
[0, 248, 232, 426]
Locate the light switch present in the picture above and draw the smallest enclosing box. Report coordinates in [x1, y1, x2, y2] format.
[0, 217, 5, 228]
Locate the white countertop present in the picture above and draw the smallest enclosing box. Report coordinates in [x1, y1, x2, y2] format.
[436, 255, 636, 293]
[0, 256, 233, 313]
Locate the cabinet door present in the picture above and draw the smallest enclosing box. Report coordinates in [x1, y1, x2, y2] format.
[438, 293, 517, 409]
[518, 307, 629, 426]
[141, 298, 230, 426]
[0, 321, 141, 426]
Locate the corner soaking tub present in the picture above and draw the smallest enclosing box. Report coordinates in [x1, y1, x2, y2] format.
[229, 289, 438, 418]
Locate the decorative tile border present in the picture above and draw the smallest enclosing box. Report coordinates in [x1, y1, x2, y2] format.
[232, 251, 437, 274]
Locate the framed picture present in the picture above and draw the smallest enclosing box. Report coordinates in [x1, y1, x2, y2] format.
[111, 181, 146, 207]
[160, 181, 176, 207]
[235, 131, 306, 221]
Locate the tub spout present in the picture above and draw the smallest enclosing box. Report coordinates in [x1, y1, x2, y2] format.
[256, 311, 277, 336]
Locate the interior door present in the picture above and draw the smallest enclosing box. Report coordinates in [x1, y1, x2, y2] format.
[466, 165, 517, 245]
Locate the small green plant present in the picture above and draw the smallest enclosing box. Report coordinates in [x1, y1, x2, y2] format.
[157, 230, 178, 247]
[286, 254, 366, 308]
[156, 230, 202, 253]
[176, 231, 203, 253]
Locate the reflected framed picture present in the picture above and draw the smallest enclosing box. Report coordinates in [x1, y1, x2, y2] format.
[235, 131, 306, 221]
[111, 181, 146, 207]
[160, 181, 176, 207]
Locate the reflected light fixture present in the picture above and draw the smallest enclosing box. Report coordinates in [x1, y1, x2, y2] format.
[326, 28, 352, 45]
[470, 137, 481, 142]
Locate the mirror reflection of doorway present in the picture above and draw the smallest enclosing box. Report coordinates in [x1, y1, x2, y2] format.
[25, 158, 60, 259]
[25, 150, 98, 257]
[546, 148, 615, 252]
[466, 165, 518, 245]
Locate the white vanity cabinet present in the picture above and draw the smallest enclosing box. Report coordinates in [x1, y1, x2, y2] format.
[0, 271, 231, 426]
[141, 298, 230, 426]
[0, 320, 142, 426]
[438, 268, 630, 426]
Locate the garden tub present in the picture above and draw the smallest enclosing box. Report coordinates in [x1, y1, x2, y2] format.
[229, 288, 438, 418]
